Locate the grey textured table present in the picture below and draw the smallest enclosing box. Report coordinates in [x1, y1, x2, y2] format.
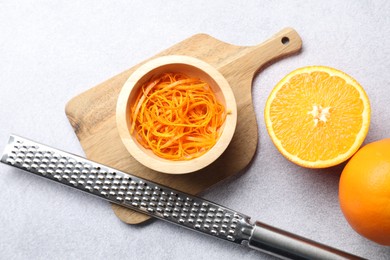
[1, 1, 389, 259]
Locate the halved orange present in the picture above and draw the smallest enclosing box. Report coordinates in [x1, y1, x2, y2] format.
[264, 66, 371, 168]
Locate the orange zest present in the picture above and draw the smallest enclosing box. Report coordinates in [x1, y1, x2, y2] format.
[130, 72, 226, 160]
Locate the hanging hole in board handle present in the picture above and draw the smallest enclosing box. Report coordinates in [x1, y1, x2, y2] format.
[281, 36, 290, 45]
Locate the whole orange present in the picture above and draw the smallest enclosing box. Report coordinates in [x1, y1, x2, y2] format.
[339, 138, 390, 245]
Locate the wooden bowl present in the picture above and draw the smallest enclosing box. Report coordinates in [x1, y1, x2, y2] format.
[116, 55, 237, 174]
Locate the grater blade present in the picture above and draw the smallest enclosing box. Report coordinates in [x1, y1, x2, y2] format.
[1, 135, 364, 260]
[0, 134, 253, 245]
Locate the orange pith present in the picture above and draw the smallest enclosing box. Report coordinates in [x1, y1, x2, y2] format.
[264, 66, 370, 168]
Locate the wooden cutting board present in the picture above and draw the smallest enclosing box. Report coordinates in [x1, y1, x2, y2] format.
[65, 28, 302, 224]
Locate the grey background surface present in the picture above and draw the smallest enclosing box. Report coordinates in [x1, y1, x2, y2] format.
[1, 1, 389, 259]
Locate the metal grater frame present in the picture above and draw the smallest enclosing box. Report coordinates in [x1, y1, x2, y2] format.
[1, 135, 367, 259]
[1, 135, 254, 245]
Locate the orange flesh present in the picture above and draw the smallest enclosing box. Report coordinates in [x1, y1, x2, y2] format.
[266, 67, 370, 167]
[131, 73, 226, 160]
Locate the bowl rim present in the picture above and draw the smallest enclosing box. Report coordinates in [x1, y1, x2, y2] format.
[116, 55, 237, 174]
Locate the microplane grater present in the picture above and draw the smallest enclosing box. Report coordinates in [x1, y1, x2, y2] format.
[1, 135, 364, 260]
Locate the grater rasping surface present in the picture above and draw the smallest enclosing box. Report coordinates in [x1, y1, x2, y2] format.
[1, 135, 365, 259]
[1, 135, 253, 245]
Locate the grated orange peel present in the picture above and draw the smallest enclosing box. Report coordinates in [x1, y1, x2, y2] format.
[131, 72, 226, 161]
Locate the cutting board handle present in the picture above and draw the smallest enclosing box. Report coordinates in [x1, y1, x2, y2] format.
[219, 28, 302, 78]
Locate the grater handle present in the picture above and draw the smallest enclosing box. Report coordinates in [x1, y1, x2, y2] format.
[248, 221, 365, 260]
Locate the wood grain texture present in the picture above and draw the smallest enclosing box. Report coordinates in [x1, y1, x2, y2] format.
[65, 28, 302, 224]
